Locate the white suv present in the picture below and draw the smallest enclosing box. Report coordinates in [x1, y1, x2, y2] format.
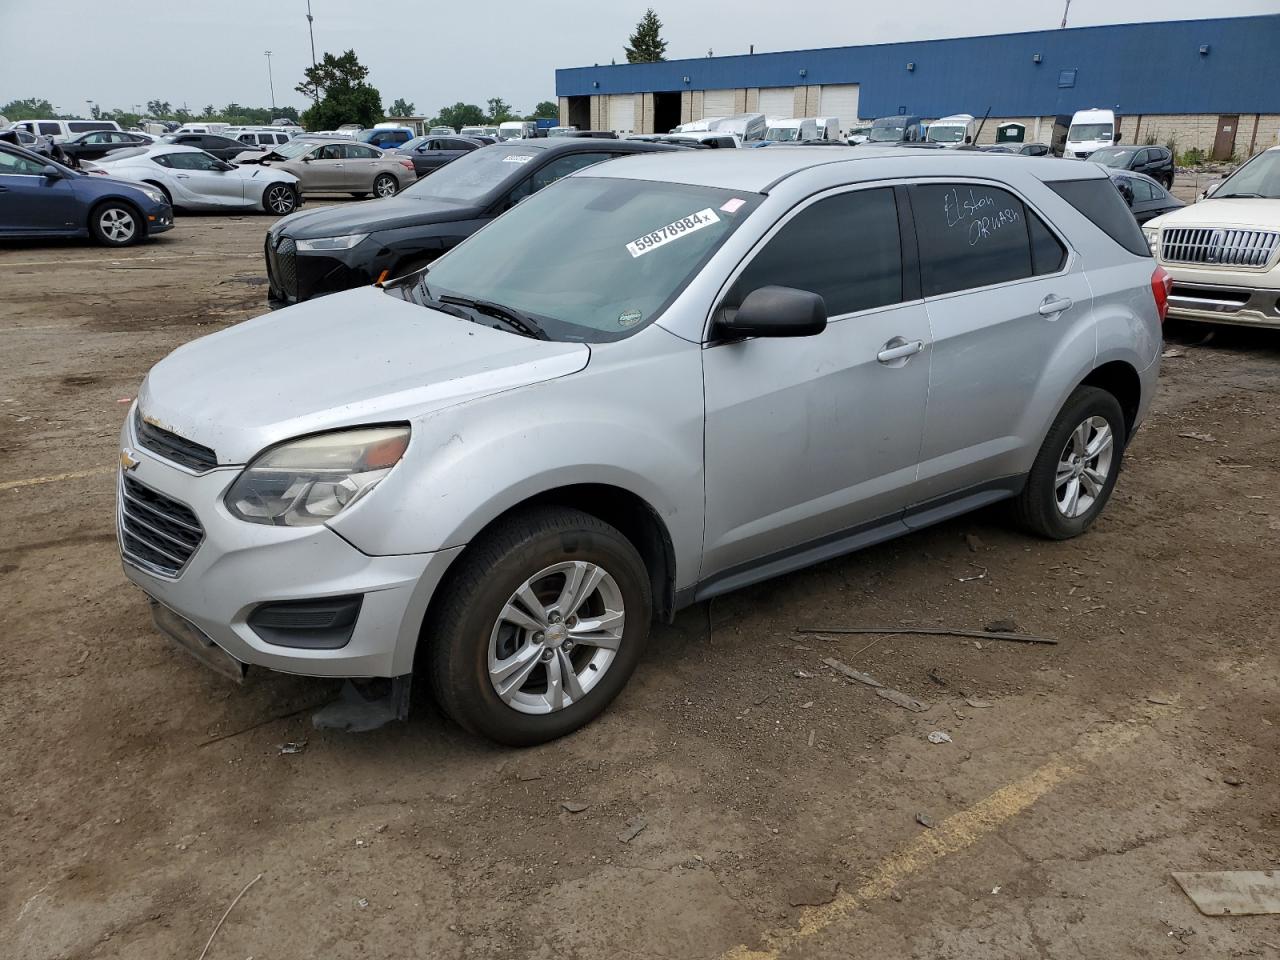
[1144, 146, 1280, 328]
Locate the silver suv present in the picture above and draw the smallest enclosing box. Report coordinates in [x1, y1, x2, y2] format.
[119, 148, 1166, 744]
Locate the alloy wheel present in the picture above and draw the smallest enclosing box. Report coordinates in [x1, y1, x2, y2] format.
[487, 560, 626, 715]
[1055, 416, 1114, 518]
[375, 176, 397, 198]
[266, 185, 295, 214]
[100, 208, 136, 243]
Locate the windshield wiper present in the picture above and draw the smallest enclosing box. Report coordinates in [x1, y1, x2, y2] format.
[439, 294, 549, 340]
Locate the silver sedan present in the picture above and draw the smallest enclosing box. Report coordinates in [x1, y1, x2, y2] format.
[89, 145, 301, 214]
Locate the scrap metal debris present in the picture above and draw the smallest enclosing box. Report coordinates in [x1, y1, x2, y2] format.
[957, 565, 988, 582]
[821, 657, 882, 687]
[1178, 432, 1216, 443]
[197, 873, 263, 960]
[964, 697, 995, 709]
[560, 801, 589, 813]
[1173, 871, 1280, 916]
[799, 626, 1057, 645]
[876, 687, 929, 712]
[927, 731, 953, 744]
[277, 740, 307, 755]
[618, 818, 648, 843]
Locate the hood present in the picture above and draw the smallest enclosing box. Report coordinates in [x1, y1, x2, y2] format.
[1145, 197, 1280, 231]
[137, 286, 589, 465]
[271, 192, 480, 239]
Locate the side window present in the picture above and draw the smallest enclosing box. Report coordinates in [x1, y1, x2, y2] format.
[1133, 149, 1149, 166]
[1028, 209, 1068, 275]
[40, 122, 61, 136]
[238, 134, 255, 144]
[1131, 178, 1155, 202]
[345, 144, 379, 159]
[318, 144, 344, 160]
[910, 182, 1034, 296]
[0, 150, 46, 175]
[725, 188, 903, 316]
[528, 152, 611, 192]
[1048, 178, 1149, 257]
[151, 155, 173, 168]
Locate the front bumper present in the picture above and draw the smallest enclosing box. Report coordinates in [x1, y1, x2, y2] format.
[1165, 280, 1280, 329]
[117, 420, 462, 679]
[264, 233, 385, 306]
[146, 202, 174, 234]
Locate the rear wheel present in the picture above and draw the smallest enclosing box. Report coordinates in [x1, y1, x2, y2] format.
[373, 174, 398, 198]
[263, 183, 297, 215]
[428, 507, 652, 745]
[1013, 386, 1126, 540]
[89, 202, 142, 246]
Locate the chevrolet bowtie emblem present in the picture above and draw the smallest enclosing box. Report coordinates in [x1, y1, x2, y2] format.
[121, 449, 141, 472]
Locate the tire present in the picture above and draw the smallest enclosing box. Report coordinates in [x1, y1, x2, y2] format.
[89, 201, 143, 247]
[427, 507, 652, 746]
[373, 174, 399, 199]
[1013, 386, 1127, 540]
[262, 182, 297, 216]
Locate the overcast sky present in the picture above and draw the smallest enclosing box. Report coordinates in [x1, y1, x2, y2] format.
[1, 1, 1273, 117]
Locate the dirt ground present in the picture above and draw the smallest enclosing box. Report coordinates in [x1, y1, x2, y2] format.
[2, 190, 1279, 960]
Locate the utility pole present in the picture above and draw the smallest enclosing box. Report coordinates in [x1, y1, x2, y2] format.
[305, 0, 319, 102]
[265, 50, 276, 112]
[1060, 0, 1071, 29]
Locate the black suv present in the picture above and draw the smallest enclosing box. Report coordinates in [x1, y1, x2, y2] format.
[1088, 145, 1175, 189]
[264, 138, 679, 306]
[163, 133, 261, 162]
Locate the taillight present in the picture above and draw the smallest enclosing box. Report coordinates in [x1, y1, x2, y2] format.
[1150, 265, 1172, 323]
[399, 159, 414, 171]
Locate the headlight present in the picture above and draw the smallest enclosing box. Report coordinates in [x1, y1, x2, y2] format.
[1144, 227, 1160, 256]
[225, 426, 410, 526]
[140, 186, 166, 204]
[295, 233, 369, 252]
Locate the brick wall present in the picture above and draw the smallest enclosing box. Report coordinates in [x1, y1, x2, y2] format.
[680, 90, 693, 124]
[640, 93, 655, 135]
[792, 87, 806, 117]
[558, 98, 569, 127]
[745, 88, 759, 112]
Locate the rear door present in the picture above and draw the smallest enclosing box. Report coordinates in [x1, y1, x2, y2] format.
[343, 143, 384, 189]
[701, 185, 933, 578]
[907, 179, 1092, 505]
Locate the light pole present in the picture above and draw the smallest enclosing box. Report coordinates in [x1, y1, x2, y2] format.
[265, 50, 276, 112]
[305, 0, 319, 102]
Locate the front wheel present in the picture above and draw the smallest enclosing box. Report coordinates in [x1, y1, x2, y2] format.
[427, 507, 652, 745]
[373, 174, 399, 198]
[263, 183, 297, 215]
[90, 202, 142, 246]
[1013, 386, 1127, 539]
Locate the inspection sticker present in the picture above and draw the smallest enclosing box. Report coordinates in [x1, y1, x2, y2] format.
[502, 155, 535, 164]
[626, 208, 720, 258]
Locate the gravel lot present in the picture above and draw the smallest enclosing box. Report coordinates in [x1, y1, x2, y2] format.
[2, 191, 1278, 960]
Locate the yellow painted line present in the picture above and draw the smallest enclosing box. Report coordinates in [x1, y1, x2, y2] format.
[722, 718, 1156, 960]
[0, 467, 114, 492]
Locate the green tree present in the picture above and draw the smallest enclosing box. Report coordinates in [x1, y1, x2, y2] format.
[528, 100, 558, 120]
[202, 104, 216, 119]
[486, 97, 516, 123]
[625, 8, 668, 63]
[389, 97, 416, 117]
[146, 99, 172, 117]
[296, 49, 383, 130]
[432, 102, 486, 130]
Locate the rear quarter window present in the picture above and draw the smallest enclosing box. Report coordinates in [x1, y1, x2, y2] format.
[1047, 179, 1150, 257]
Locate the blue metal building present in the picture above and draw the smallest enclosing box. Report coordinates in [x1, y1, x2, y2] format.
[555, 15, 1280, 151]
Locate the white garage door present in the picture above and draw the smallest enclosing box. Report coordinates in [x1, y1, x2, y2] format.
[608, 94, 636, 135]
[758, 87, 794, 118]
[818, 85, 860, 135]
[701, 89, 737, 118]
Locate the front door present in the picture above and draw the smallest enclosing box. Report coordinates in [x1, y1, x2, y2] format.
[302, 144, 347, 191]
[0, 151, 80, 233]
[1212, 116, 1239, 162]
[701, 186, 932, 580]
[167, 151, 244, 205]
[906, 181, 1093, 504]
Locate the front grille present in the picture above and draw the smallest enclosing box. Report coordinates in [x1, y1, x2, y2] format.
[266, 234, 298, 301]
[118, 473, 204, 577]
[1161, 228, 1280, 268]
[134, 412, 217, 472]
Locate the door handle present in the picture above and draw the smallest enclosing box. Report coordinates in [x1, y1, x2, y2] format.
[1038, 295, 1073, 316]
[175, 173, 191, 179]
[877, 338, 925, 363]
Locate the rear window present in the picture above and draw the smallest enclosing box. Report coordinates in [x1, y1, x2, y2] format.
[39, 122, 61, 135]
[68, 121, 115, 133]
[1048, 179, 1149, 257]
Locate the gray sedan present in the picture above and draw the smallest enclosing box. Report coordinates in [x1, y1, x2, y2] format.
[235, 137, 417, 198]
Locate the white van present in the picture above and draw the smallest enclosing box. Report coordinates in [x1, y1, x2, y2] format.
[708, 113, 767, 143]
[1065, 108, 1119, 159]
[12, 118, 121, 142]
[926, 114, 977, 148]
[671, 117, 725, 134]
[764, 118, 818, 142]
[174, 122, 230, 136]
[460, 125, 501, 138]
[815, 117, 841, 141]
[497, 120, 536, 140]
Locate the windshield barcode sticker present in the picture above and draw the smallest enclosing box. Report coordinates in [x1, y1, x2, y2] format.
[502, 155, 535, 164]
[626, 208, 720, 258]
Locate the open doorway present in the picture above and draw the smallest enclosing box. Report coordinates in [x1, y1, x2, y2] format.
[566, 96, 591, 131]
[653, 91, 682, 134]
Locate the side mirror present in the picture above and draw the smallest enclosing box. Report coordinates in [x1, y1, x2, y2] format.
[717, 286, 827, 339]
[301, 155, 313, 162]
[1203, 182, 1221, 198]
[41, 164, 61, 178]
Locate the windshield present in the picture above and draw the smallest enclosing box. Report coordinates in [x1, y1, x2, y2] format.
[1215, 149, 1280, 199]
[1068, 123, 1113, 142]
[927, 125, 966, 143]
[409, 177, 762, 342]
[264, 139, 320, 159]
[402, 145, 541, 203]
[1089, 148, 1135, 167]
[766, 127, 799, 141]
[868, 119, 907, 142]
